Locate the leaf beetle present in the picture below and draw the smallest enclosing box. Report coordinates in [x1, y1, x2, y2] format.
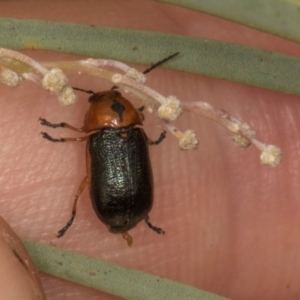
[39, 53, 178, 246]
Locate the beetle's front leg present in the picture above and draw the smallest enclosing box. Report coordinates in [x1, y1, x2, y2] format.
[41, 132, 88, 143]
[148, 131, 167, 145]
[39, 117, 84, 132]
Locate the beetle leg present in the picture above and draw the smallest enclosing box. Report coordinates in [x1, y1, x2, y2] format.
[39, 117, 84, 132]
[144, 216, 165, 235]
[41, 132, 88, 142]
[148, 131, 167, 145]
[57, 176, 88, 238]
[122, 232, 133, 247]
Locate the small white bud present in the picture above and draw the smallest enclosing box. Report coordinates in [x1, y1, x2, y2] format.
[232, 133, 252, 148]
[158, 96, 183, 121]
[260, 145, 282, 167]
[178, 130, 199, 150]
[58, 86, 77, 106]
[0, 68, 22, 87]
[42, 68, 68, 93]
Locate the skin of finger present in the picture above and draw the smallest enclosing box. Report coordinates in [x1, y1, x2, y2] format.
[0, 1, 300, 300]
[0, 216, 46, 300]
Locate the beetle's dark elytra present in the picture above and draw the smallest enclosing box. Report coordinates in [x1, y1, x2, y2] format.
[88, 126, 153, 233]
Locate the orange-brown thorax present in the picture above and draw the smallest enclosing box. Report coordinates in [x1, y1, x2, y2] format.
[83, 90, 144, 133]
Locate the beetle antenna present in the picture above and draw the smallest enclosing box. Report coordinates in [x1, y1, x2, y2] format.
[111, 52, 179, 91]
[72, 87, 95, 95]
[142, 52, 179, 74]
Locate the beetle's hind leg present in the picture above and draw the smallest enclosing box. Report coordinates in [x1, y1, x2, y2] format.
[57, 176, 88, 238]
[145, 216, 165, 235]
[122, 232, 133, 247]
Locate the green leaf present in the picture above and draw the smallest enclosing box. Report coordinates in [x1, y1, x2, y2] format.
[157, 0, 300, 44]
[23, 240, 229, 300]
[1, 17, 300, 96]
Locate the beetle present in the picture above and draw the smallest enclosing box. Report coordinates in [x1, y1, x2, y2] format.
[39, 53, 179, 246]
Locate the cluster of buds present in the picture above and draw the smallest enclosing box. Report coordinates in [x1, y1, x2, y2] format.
[0, 47, 281, 167]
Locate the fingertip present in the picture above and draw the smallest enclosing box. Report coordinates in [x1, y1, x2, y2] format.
[0, 216, 46, 300]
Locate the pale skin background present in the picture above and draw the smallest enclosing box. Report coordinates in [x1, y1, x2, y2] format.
[1, 1, 300, 299]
